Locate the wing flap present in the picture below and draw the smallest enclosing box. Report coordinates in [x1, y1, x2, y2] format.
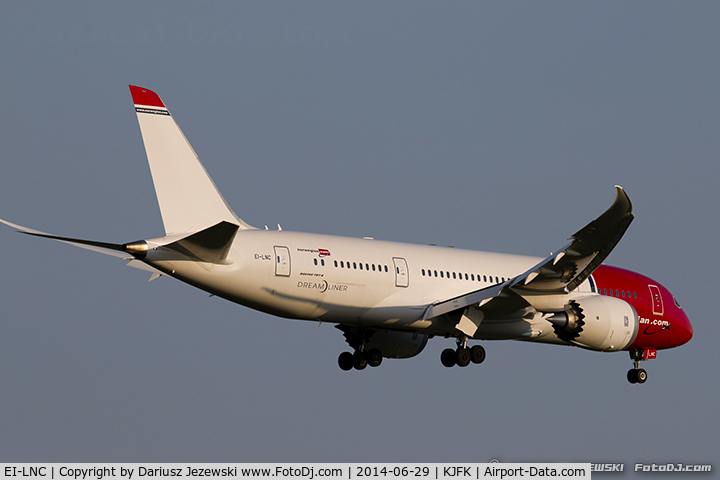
[422, 283, 506, 320]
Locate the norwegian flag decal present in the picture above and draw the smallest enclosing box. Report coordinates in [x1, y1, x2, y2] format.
[318, 249, 330, 257]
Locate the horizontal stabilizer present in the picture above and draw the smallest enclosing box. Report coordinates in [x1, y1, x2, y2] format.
[0, 218, 128, 258]
[126, 259, 165, 281]
[163, 221, 239, 264]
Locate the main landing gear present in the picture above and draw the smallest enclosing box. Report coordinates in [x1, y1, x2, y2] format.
[336, 326, 384, 371]
[627, 348, 656, 384]
[441, 336, 486, 368]
[338, 348, 383, 371]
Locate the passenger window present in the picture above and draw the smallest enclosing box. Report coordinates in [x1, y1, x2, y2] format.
[452, 272, 456, 279]
[633, 292, 637, 299]
[373, 264, 376, 271]
[422, 269, 425, 276]
[621, 290, 625, 298]
[440, 271, 444, 278]
[446, 271, 450, 279]
[314, 259, 318, 266]
[359, 263, 363, 270]
[465, 273, 468, 280]
[483, 275, 487, 282]
[434, 270, 438, 277]
[321, 259, 325, 266]
[471, 274, 475, 281]
[365, 263, 369, 270]
[353, 262, 357, 269]
[384, 265, 388, 272]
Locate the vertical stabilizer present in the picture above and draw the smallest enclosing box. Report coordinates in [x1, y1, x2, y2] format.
[129, 85, 253, 234]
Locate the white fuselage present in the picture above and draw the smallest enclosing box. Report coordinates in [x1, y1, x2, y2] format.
[142, 230, 599, 346]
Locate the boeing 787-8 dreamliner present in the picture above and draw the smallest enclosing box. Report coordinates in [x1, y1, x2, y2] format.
[0, 86, 692, 384]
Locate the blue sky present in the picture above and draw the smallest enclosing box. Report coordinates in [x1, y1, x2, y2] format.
[1, 2, 718, 471]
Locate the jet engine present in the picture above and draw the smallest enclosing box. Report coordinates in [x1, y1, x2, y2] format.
[545, 295, 638, 351]
[364, 329, 429, 359]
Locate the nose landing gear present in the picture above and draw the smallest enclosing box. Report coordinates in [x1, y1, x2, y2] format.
[627, 348, 656, 384]
[627, 366, 647, 384]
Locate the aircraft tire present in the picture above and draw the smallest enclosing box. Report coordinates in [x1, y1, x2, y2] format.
[627, 369, 638, 384]
[470, 345, 486, 364]
[456, 347, 471, 367]
[441, 348, 457, 368]
[353, 351, 368, 370]
[636, 368, 647, 383]
[338, 352, 354, 371]
[367, 348, 383, 367]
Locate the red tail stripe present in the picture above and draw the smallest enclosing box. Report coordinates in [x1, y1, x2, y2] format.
[129, 85, 165, 108]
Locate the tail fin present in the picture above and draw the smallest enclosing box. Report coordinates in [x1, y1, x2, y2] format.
[129, 86, 254, 235]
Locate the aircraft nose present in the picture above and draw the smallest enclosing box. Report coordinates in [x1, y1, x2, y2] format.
[673, 302, 693, 347]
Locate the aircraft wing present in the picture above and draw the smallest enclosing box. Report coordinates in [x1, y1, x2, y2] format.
[508, 186, 633, 295]
[424, 186, 634, 323]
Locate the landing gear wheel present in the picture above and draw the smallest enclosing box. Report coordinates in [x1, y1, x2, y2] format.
[338, 351, 354, 371]
[456, 347, 471, 367]
[367, 348, 383, 367]
[636, 368, 647, 384]
[441, 348, 457, 368]
[627, 369, 638, 384]
[353, 351, 368, 370]
[470, 345, 486, 364]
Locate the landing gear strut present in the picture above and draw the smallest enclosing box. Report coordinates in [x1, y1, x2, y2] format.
[338, 347, 383, 371]
[627, 349, 655, 384]
[441, 336, 486, 368]
[336, 327, 384, 371]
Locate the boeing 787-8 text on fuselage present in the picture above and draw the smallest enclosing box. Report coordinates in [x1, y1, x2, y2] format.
[0, 86, 692, 383]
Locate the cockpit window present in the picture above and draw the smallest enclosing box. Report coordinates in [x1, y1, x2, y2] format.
[674, 296, 682, 308]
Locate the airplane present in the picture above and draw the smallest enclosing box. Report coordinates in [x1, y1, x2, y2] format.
[0, 85, 692, 384]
